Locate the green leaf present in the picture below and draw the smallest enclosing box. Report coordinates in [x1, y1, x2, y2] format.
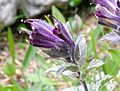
[109, 49, 120, 75]
[87, 59, 104, 70]
[11, 78, 24, 91]
[23, 45, 36, 70]
[98, 75, 113, 90]
[100, 86, 107, 91]
[69, 0, 82, 7]
[0, 85, 19, 91]
[90, 75, 113, 91]
[46, 64, 78, 79]
[4, 58, 16, 77]
[44, 15, 53, 25]
[52, 5, 66, 23]
[102, 49, 120, 75]
[8, 27, 15, 62]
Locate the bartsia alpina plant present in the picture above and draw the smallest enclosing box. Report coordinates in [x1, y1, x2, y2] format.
[23, 16, 89, 91]
[94, 0, 120, 43]
[23, 17, 86, 65]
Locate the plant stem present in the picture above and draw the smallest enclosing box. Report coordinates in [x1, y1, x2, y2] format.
[77, 71, 88, 91]
[81, 80, 88, 91]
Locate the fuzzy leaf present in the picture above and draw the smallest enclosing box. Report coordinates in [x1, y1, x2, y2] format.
[45, 65, 65, 76]
[46, 65, 78, 78]
[97, 75, 114, 90]
[89, 75, 113, 91]
[100, 32, 120, 44]
[87, 59, 104, 70]
[74, 34, 87, 66]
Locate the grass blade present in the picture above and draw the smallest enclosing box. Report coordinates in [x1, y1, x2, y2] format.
[52, 5, 66, 23]
[23, 45, 36, 70]
[8, 27, 15, 62]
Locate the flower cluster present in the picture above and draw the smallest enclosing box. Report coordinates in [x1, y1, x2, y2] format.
[23, 17, 77, 63]
[94, 0, 120, 43]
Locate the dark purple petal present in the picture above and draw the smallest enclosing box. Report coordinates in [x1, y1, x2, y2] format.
[96, 5, 120, 21]
[24, 19, 54, 31]
[28, 18, 75, 48]
[115, 8, 120, 16]
[52, 18, 75, 61]
[53, 18, 75, 47]
[96, 10, 106, 18]
[30, 30, 71, 50]
[117, 0, 120, 8]
[29, 31, 56, 48]
[30, 38, 55, 48]
[98, 18, 117, 30]
[24, 19, 71, 50]
[94, 0, 116, 11]
[25, 19, 66, 41]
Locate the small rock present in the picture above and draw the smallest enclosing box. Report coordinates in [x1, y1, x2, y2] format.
[0, 0, 17, 26]
[0, 0, 68, 28]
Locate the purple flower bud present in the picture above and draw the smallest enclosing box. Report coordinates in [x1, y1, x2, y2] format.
[23, 18, 75, 62]
[94, 0, 120, 34]
[94, 0, 116, 11]
[94, 0, 120, 43]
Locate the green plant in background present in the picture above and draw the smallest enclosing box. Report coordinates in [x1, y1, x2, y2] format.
[8, 28, 15, 62]
[1, 28, 24, 91]
[52, 5, 66, 24]
[1, 27, 58, 91]
[68, 0, 82, 7]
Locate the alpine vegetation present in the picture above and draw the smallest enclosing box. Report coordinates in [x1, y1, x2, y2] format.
[23, 16, 90, 91]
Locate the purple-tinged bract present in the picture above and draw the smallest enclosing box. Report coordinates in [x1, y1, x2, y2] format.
[94, 0, 120, 43]
[94, 0, 120, 30]
[24, 18, 75, 62]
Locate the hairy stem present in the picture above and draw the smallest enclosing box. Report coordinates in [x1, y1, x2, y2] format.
[81, 80, 88, 91]
[77, 71, 88, 91]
